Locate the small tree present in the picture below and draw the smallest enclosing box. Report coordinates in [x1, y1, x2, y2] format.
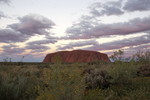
[110, 49, 124, 62]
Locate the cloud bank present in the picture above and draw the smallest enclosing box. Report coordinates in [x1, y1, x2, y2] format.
[63, 0, 150, 54]
[66, 16, 150, 39]
[58, 33, 150, 52]
[89, 0, 150, 17]
[9, 14, 55, 36]
[0, 14, 56, 43]
[123, 0, 150, 12]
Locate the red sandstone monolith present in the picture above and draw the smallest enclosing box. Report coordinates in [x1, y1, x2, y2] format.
[43, 50, 110, 63]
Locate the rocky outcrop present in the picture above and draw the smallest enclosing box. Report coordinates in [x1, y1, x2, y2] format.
[43, 50, 110, 63]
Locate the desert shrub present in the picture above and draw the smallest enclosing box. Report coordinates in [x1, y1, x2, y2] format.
[126, 77, 150, 100]
[83, 68, 112, 90]
[108, 62, 138, 85]
[36, 63, 84, 100]
[83, 87, 131, 100]
[83, 89, 105, 100]
[0, 65, 41, 100]
[137, 65, 150, 77]
[0, 73, 33, 100]
[83, 77, 150, 100]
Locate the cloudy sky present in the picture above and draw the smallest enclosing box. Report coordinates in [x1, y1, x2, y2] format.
[0, 0, 150, 62]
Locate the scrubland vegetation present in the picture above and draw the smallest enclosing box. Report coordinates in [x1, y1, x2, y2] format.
[0, 50, 150, 100]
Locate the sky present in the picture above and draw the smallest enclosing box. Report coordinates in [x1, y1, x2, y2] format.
[0, 0, 150, 62]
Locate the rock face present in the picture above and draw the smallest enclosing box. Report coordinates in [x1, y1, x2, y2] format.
[43, 50, 110, 63]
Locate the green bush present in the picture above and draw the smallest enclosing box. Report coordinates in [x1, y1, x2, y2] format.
[83, 68, 112, 90]
[0, 65, 41, 100]
[137, 65, 150, 77]
[36, 63, 84, 100]
[108, 62, 138, 85]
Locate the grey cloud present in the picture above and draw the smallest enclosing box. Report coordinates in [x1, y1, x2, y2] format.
[58, 33, 150, 51]
[26, 36, 58, 50]
[89, 0, 150, 17]
[1, 44, 25, 55]
[9, 14, 55, 36]
[89, 1, 123, 17]
[26, 39, 53, 52]
[66, 0, 150, 39]
[0, 29, 28, 43]
[101, 6, 124, 16]
[0, 14, 56, 43]
[123, 0, 150, 12]
[66, 16, 150, 39]
[66, 16, 99, 39]
[84, 33, 150, 51]
[27, 39, 57, 45]
[26, 44, 50, 52]
[57, 40, 99, 50]
[129, 44, 150, 51]
[0, 0, 9, 4]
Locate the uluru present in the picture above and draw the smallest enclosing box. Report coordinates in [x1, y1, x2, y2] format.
[43, 50, 110, 63]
